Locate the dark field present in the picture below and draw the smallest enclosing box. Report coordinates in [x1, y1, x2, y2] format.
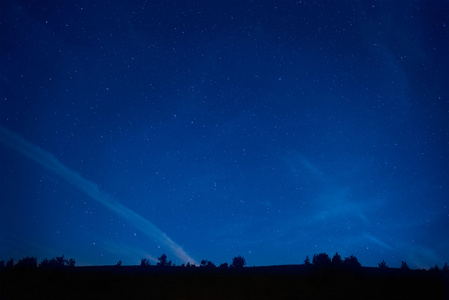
[1, 266, 448, 299]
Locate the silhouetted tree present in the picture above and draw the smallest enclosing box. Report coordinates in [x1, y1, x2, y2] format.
[313, 253, 331, 267]
[39, 255, 75, 268]
[342, 255, 361, 269]
[442, 263, 448, 272]
[185, 262, 196, 268]
[200, 260, 216, 268]
[39, 258, 49, 268]
[67, 258, 76, 267]
[304, 255, 311, 266]
[429, 264, 440, 272]
[231, 256, 246, 268]
[16, 257, 37, 268]
[378, 260, 388, 269]
[140, 258, 150, 267]
[56, 255, 65, 266]
[157, 254, 172, 267]
[332, 252, 342, 266]
[6, 259, 14, 268]
[401, 261, 410, 270]
[219, 262, 229, 268]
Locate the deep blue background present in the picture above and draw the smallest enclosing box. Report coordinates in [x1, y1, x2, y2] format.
[1, 0, 448, 268]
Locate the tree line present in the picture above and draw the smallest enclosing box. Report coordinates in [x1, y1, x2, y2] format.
[0, 254, 246, 270]
[303, 252, 448, 272]
[0, 255, 76, 270]
[138, 254, 246, 268]
[1, 252, 448, 272]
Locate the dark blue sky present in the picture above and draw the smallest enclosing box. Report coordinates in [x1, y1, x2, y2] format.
[1, 0, 448, 268]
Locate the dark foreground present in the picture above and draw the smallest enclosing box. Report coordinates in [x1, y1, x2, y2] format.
[1, 265, 448, 299]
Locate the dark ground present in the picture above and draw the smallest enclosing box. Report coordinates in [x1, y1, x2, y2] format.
[1, 265, 448, 299]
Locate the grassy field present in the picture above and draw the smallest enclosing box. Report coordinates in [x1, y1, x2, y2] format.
[1, 265, 448, 299]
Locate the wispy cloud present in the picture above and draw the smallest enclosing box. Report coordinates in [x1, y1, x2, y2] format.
[363, 233, 394, 250]
[283, 151, 323, 179]
[0, 125, 197, 264]
[403, 244, 444, 269]
[307, 186, 371, 226]
[297, 155, 323, 178]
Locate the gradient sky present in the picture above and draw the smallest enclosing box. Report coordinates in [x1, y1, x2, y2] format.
[1, 0, 448, 268]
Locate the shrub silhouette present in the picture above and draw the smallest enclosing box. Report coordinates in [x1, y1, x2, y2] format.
[231, 256, 246, 268]
[116, 260, 122, 267]
[157, 254, 172, 267]
[401, 261, 410, 270]
[378, 260, 388, 269]
[219, 262, 229, 268]
[16, 257, 37, 268]
[312, 253, 331, 267]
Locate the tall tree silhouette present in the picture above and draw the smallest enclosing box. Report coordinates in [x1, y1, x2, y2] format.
[331, 252, 342, 266]
[443, 263, 448, 272]
[304, 255, 311, 266]
[312, 253, 331, 267]
[342, 255, 361, 269]
[140, 258, 150, 267]
[157, 254, 172, 267]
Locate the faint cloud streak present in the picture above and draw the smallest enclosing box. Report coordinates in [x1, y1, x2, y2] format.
[0, 125, 197, 264]
[364, 233, 394, 250]
[283, 151, 323, 179]
[404, 244, 444, 269]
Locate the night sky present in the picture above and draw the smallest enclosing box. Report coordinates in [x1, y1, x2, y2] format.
[1, 1, 448, 269]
